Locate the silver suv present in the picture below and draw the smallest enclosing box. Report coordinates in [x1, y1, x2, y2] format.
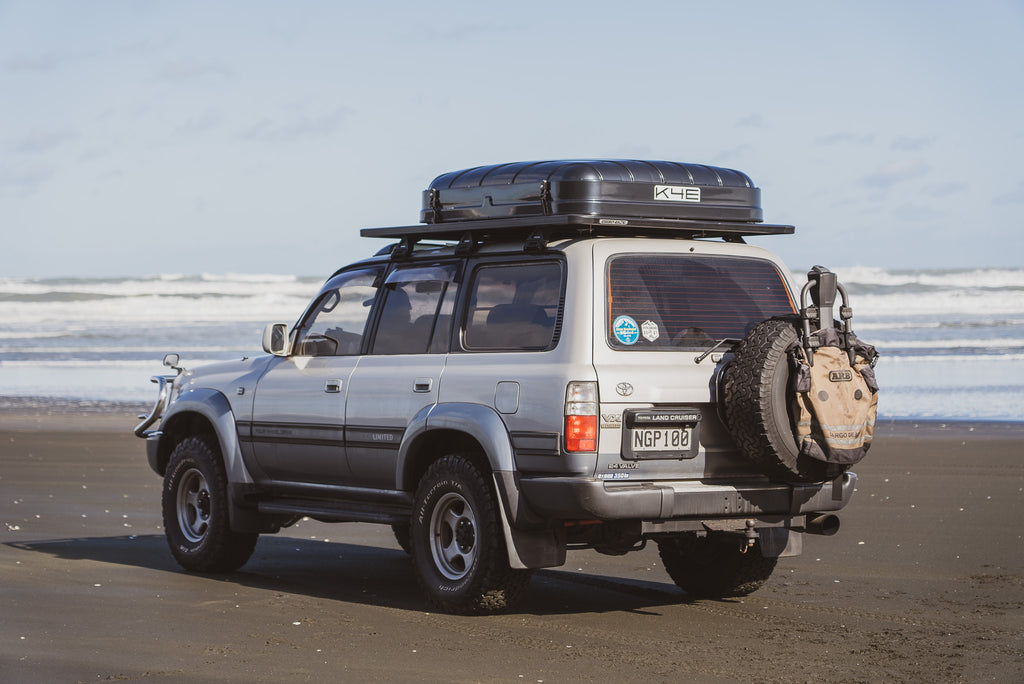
[135, 160, 863, 614]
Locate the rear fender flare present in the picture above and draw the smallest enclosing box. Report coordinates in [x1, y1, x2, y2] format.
[398, 403, 563, 569]
[397, 402, 516, 488]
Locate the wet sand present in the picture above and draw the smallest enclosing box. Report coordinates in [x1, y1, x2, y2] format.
[1, 407, 1021, 682]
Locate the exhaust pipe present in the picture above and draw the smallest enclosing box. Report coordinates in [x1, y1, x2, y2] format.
[805, 513, 840, 536]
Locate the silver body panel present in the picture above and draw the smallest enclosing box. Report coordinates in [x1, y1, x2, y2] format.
[141, 237, 853, 569]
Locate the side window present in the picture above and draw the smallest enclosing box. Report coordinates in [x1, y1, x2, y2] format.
[293, 269, 381, 356]
[605, 254, 795, 350]
[463, 261, 562, 351]
[372, 264, 458, 355]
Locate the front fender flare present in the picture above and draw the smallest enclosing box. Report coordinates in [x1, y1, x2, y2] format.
[159, 388, 253, 486]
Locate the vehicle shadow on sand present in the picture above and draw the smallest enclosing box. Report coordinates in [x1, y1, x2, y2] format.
[5, 534, 693, 616]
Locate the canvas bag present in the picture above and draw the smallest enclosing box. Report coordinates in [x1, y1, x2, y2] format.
[789, 328, 878, 465]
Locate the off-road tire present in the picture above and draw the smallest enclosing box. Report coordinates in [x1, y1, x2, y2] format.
[162, 436, 258, 572]
[410, 454, 531, 615]
[657, 532, 777, 598]
[391, 522, 412, 555]
[724, 316, 841, 483]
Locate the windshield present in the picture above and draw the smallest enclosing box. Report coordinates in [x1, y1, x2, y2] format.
[606, 254, 795, 350]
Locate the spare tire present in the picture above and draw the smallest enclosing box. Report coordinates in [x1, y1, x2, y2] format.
[723, 316, 846, 483]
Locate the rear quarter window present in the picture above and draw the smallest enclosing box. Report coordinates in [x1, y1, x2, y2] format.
[606, 254, 795, 350]
[463, 261, 563, 351]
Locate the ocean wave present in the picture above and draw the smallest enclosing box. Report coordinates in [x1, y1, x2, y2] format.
[879, 352, 1024, 363]
[832, 266, 1024, 289]
[0, 359, 171, 369]
[0, 345, 251, 355]
[0, 274, 322, 300]
[855, 318, 1024, 331]
[0, 293, 312, 324]
[876, 337, 1024, 350]
[852, 290, 1024, 316]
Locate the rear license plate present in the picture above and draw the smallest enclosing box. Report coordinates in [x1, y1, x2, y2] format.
[632, 427, 691, 451]
[620, 408, 701, 460]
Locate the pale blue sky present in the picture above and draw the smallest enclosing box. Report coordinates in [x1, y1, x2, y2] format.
[2, 0, 1022, 278]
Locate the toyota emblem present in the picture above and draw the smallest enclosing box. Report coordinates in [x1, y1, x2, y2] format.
[616, 382, 634, 397]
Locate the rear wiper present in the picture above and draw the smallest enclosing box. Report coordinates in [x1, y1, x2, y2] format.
[694, 338, 740, 364]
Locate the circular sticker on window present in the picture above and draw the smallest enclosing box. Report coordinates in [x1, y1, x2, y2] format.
[612, 315, 640, 345]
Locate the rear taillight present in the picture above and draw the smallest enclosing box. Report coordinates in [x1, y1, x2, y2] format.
[565, 381, 598, 452]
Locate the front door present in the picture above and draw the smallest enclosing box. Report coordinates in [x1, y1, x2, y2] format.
[249, 267, 381, 486]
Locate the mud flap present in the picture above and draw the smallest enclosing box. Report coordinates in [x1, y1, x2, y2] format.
[758, 528, 802, 558]
[493, 474, 566, 570]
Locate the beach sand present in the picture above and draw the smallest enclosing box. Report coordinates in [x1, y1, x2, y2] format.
[1, 407, 1021, 682]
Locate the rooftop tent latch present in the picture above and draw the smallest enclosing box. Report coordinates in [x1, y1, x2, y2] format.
[524, 228, 548, 253]
[540, 180, 552, 216]
[454, 232, 478, 256]
[391, 236, 417, 260]
[429, 188, 442, 224]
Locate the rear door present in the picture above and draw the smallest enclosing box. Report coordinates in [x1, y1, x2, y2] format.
[591, 240, 797, 480]
[343, 262, 459, 488]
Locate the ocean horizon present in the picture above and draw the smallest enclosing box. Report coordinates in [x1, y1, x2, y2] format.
[2, 266, 1023, 423]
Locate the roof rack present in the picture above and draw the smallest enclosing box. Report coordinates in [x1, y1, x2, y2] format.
[361, 213, 793, 243]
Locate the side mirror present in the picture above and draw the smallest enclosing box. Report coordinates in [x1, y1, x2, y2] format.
[162, 353, 182, 372]
[262, 323, 290, 356]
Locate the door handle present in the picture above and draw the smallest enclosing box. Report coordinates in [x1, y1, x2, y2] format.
[325, 379, 342, 393]
[413, 377, 433, 393]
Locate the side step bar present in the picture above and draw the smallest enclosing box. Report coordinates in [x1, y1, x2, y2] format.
[258, 498, 412, 525]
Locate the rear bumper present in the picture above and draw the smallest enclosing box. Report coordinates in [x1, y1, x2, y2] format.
[519, 472, 856, 521]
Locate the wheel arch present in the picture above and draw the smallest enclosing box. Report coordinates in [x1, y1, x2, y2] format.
[397, 403, 565, 570]
[396, 402, 515, 492]
[156, 388, 254, 486]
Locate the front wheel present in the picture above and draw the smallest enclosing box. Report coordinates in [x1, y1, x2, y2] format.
[162, 436, 258, 572]
[657, 532, 777, 598]
[410, 454, 531, 614]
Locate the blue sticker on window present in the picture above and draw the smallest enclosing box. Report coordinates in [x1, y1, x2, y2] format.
[612, 315, 640, 345]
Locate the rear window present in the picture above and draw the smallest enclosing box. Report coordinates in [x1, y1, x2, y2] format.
[606, 254, 795, 350]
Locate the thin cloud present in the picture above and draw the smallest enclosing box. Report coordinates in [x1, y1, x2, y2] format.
[994, 181, 1024, 205]
[0, 164, 54, 196]
[173, 111, 223, 137]
[735, 114, 766, 128]
[3, 51, 71, 73]
[153, 60, 234, 84]
[814, 131, 876, 147]
[891, 136, 934, 151]
[240, 108, 353, 143]
[11, 129, 79, 155]
[922, 181, 965, 198]
[859, 159, 929, 189]
[715, 144, 753, 162]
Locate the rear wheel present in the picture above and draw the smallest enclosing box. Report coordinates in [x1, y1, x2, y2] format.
[657, 532, 777, 598]
[162, 436, 258, 572]
[410, 454, 531, 614]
